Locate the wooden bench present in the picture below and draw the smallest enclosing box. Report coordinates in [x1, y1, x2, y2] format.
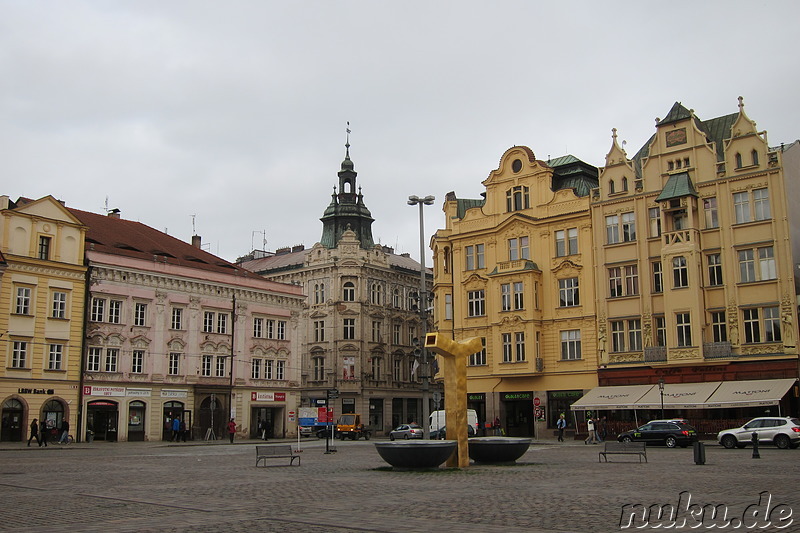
[598, 441, 647, 463]
[256, 445, 301, 467]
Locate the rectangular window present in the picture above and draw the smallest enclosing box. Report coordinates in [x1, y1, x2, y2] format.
[624, 265, 639, 296]
[606, 215, 620, 244]
[203, 311, 215, 333]
[444, 294, 453, 320]
[202, 355, 212, 377]
[343, 318, 355, 340]
[764, 306, 781, 342]
[108, 300, 122, 324]
[465, 245, 476, 270]
[38, 236, 52, 260]
[502, 333, 512, 363]
[703, 197, 718, 229]
[393, 323, 401, 345]
[171, 308, 183, 330]
[91, 298, 105, 322]
[743, 308, 760, 343]
[469, 338, 487, 366]
[168, 353, 180, 375]
[52, 291, 67, 319]
[628, 319, 642, 351]
[711, 312, 727, 343]
[655, 316, 666, 347]
[253, 317, 264, 338]
[555, 230, 567, 257]
[131, 350, 144, 374]
[621, 212, 637, 242]
[733, 191, 751, 224]
[508, 236, 530, 261]
[408, 326, 416, 346]
[215, 356, 226, 377]
[611, 321, 625, 352]
[15, 287, 31, 315]
[561, 330, 581, 360]
[265, 360, 273, 380]
[513, 282, 524, 310]
[314, 320, 325, 342]
[87, 347, 101, 372]
[216, 313, 228, 334]
[759, 246, 776, 280]
[515, 332, 526, 362]
[506, 185, 530, 211]
[567, 228, 578, 255]
[753, 188, 771, 221]
[276, 360, 285, 380]
[652, 262, 663, 293]
[372, 320, 382, 342]
[277, 320, 286, 340]
[105, 348, 118, 373]
[314, 357, 325, 381]
[559, 277, 580, 307]
[393, 358, 401, 381]
[134, 303, 147, 327]
[251, 358, 262, 380]
[708, 254, 723, 286]
[649, 208, 662, 238]
[467, 290, 485, 317]
[48, 344, 63, 370]
[676, 312, 692, 347]
[267, 319, 275, 339]
[673, 256, 688, 288]
[501, 284, 511, 311]
[739, 249, 755, 282]
[609, 267, 623, 298]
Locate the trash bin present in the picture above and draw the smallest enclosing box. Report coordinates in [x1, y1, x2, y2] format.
[86, 431, 94, 443]
[693, 441, 705, 465]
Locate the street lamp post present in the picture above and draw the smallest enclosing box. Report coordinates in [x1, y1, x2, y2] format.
[408, 194, 435, 439]
[658, 377, 665, 420]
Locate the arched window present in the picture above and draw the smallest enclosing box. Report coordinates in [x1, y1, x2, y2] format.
[622, 177, 629, 191]
[392, 288, 401, 308]
[443, 247, 450, 274]
[343, 282, 355, 302]
[751, 149, 759, 166]
[42, 399, 65, 431]
[735, 152, 743, 168]
[609, 179, 616, 194]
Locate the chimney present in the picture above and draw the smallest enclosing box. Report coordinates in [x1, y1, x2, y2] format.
[192, 235, 202, 248]
[108, 208, 121, 219]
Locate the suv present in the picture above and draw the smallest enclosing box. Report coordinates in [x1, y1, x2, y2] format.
[617, 420, 698, 448]
[718, 417, 800, 450]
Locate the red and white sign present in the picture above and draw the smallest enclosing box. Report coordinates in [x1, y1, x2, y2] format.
[288, 410, 296, 422]
[250, 391, 287, 402]
[533, 397, 541, 406]
[83, 386, 125, 397]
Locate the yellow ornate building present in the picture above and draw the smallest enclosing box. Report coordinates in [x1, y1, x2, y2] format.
[431, 147, 600, 437]
[0, 196, 87, 442]
[587, 98, 799, 431]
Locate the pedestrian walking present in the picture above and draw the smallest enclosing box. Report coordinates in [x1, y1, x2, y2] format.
[39, 420, 49, 447]
[493, 416, 501, 436]
[227, 418, 237, 444]
[27, 418, 40, 447]
[171, 416, 181, 442]
[584, 417, 597, 444]
[59, 419, 70, 444]
[556, 414, 567, 442]
[259, 419, 269, 441]
[179, 419, 187, 442]
[596, 416, 607, 442]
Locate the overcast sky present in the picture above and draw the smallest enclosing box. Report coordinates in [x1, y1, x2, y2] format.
[2, 1, 798, 265]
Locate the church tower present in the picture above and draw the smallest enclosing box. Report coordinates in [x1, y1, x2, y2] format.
[319, 128, 375, 249]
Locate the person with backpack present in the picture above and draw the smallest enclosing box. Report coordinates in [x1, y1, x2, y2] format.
[557, 414, 567, 442]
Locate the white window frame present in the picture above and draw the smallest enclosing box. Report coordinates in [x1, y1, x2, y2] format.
[52, 291, 67, 319]
[48, 343, 63, 370]
[560, 330, 581, 360]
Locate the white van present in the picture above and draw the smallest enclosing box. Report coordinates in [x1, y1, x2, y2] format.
[429, 409, 479, 434]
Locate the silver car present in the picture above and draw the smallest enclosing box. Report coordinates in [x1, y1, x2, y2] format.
[388, 423, 423, 440]
[718, 417, 800, 449]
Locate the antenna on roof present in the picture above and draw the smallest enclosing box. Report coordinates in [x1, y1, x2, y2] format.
[104, 196, 109, 214]
[191, 214, 197, 235]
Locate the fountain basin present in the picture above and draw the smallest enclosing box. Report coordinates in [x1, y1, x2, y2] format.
[374, 440, 457, 469]
[468, 436, 532, 464]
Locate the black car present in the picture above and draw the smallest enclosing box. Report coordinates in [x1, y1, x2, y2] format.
[617, 420, 698, 448]
[429, 425, 476, 440]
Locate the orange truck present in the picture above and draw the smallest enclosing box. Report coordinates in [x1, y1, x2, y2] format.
[336, 414, 371, 440]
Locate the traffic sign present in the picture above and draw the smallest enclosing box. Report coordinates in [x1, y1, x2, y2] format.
[533, 397, 541, 407]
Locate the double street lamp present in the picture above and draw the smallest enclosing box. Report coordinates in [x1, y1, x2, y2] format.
[408, 195, 435, 439]
[658, 377, 665, 420]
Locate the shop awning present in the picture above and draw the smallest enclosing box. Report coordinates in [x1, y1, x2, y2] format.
[569, 384, 654, 411]
[704, 378, 797, 408]
[633, 381, 722, 410]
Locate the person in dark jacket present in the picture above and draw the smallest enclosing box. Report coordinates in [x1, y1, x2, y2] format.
[27, 418, 39, 447]
[59, 419, 70, 444]
[39, 420, 49, 447]
[227, 419, 237, 444]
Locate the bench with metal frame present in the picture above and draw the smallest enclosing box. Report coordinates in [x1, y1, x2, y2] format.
[255, 445, 301, 467]
[598, 441, 647, 463]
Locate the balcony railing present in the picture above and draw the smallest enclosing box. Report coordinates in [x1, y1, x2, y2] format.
[662, 230, 694, 246]
[644, 346, 667, 362]
[703, 342, 733, 360]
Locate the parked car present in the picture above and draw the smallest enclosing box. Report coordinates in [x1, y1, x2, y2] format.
[298, 426, 314, 438]
[315, 425, 336, 439]
[717, 417, 800, 450]
[389, 423, 423, 440]
[429, 425, 476, 440]
[617, 420, 698, 448]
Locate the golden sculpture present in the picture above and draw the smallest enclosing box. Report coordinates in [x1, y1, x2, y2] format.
[425, 333, 483, 468]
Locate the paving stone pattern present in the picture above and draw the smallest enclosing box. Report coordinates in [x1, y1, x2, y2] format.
[0, 439, 797, 532]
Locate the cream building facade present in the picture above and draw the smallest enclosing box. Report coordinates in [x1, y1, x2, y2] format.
[431, 147, 600, 437]
[0, 196, 87, 443]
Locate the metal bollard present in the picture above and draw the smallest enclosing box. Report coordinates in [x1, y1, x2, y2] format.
[751, 431, 760, 459]
[693, 441, 706, 465]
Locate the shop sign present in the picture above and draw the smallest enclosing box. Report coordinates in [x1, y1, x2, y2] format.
[549, 390, 583, 399]
[467, 393, 485, 401]
[161, 389, 188, 398]
[18, 388, 55, 395]
[126, 388, 152, 397]
[501, 392, 532, 401]
[84, 386, 125, 397]
[250, 391, 287, 402]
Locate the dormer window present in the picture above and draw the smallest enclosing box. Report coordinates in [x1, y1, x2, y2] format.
[735, 152, 743, 169]
[506, 186, 530, 212]
[621, 177, 629, 192]
[668, 161, 674, 171]
[609, 179, 616, 194]
[751, 149, 759, 166]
